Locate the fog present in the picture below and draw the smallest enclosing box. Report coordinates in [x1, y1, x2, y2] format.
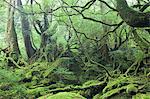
[127, 0, 137, 5]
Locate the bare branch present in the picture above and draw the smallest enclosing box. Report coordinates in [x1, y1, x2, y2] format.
[98, 0, 117, 11]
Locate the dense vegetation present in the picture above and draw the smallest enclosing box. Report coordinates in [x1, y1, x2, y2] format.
[0, 0, 150, 98]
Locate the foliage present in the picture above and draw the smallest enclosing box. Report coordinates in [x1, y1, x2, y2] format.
[0, 0, 150, 98]
[0, 68, 27, 98]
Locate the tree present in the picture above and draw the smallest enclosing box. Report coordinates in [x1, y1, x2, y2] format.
[116, 0, 150, 27]
[17, 0, 36, 58]
[33, 13, 50, 48]
[6, 0, 20, 61]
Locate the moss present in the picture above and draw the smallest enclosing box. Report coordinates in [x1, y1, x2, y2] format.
[100, 86, 127, 99]
[126, 84, 138, 94]
[83, 80, 100, 87]
[116, 0, 150, 27]
[132, 93, 150, 99]
[38, 92, 86, 99]
[26, 87, 49, 96]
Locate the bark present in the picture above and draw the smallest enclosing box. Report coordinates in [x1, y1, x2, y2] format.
[116, 0, 150, 27]
[40, 13, 49, 48]
[6, 0, 20, 60]
[33, 13, 49, 48]
[17, 0, 36, 58]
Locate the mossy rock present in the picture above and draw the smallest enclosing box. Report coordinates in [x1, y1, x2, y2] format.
[126, 84, 138, 94]
[132, 93, 150, 99]
[38, 92, 86, 99]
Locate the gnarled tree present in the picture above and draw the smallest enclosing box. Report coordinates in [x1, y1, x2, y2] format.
[116, 0, 150, 27]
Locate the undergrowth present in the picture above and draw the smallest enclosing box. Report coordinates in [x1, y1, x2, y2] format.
[0, 47, 150, 99]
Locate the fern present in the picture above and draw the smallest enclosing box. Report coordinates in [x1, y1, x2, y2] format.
[0, 68, 21, 83]
[0, 68, 27, 98]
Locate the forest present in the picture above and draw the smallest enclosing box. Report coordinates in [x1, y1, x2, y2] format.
[0, 0, 150, 98]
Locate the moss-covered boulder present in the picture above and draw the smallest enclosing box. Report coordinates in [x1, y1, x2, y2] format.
[38, 92, 86, 99]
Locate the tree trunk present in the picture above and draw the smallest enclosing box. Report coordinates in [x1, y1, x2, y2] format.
[6, 0, 20, 60]
[17, 0, 36, 58]
[116, 0, 150, 27]
[39, 13, 50, 48]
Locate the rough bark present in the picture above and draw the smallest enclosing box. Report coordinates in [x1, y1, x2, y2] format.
[6, 0, 20, 60]
[33, 13, 49, 48]
[17, 0, 36, 58]
[116, 0, 150, 27]
[40, 13, 49, 48]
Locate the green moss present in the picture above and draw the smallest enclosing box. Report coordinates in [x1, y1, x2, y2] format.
[126, 84, 138, 94]
[26, 87, 49, 95]
[38, 92, 86, 99]
[100, 86, 127, 99]
[132, 93, 150, 99]
[116, 0, 150, 27]
[83, 80, 100, 87]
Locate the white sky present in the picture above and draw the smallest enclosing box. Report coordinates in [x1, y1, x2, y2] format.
[126, 0, 137, 5]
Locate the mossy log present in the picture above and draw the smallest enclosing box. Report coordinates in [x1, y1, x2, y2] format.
[48, 81, 106, 94]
